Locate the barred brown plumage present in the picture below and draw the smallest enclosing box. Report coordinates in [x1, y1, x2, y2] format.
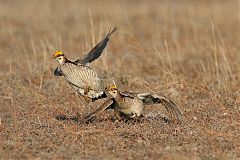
[52, 51, 107, 102]
[83, 84, 183, 122]
[54, 27, 117, 77]
[51, 27, 117, 102]
[104, 85, 146, 119]
[61, 63, 104, 99]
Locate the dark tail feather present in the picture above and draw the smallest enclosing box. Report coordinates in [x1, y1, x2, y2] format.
[159, 95, 183, 123]
[91, 92, 108, 102]
[138, 93, 183, 122]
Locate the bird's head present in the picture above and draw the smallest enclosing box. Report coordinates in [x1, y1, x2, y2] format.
[105, 84, 119, 98]
[52, 50, 66, 65]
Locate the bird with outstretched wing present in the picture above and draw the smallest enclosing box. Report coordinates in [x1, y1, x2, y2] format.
[82, 84, 183, 123]
[54, 27, 117, 76]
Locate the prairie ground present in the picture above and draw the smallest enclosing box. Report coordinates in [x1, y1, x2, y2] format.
[0, 0, 239, 159]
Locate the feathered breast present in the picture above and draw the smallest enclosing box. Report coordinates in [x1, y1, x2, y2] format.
[60, 63, 103, 90]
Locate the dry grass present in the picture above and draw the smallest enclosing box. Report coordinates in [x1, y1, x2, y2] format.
[0, 0, 239, 159]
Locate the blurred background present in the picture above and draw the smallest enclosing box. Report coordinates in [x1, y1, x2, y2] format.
[0, 0, 239, 159]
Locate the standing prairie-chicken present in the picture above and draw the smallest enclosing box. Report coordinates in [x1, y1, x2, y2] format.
[52, 27, 117, 102]
[83, 84, 183, 122]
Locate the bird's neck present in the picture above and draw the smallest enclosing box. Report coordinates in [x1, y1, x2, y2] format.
[114, 91, 125, 102]
[65, 58, 76, 64]
[59, 57, 73, 65]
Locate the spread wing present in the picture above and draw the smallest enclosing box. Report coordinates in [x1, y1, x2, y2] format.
[75, 27, 117, 65]
[82, 98, 116, 122]
[137, 93, 183, 122]
[119, 91, 135, 99]
[53, 27, 117, 76]
[137, 93, 162, 104]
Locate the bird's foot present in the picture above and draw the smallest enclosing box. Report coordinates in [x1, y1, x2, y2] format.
[83, 86, 91, 95]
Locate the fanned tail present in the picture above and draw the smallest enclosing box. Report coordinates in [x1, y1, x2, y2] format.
[91, 91, 108, 102]
[158, 94, 183, 122]
[137, 93, 183, 122]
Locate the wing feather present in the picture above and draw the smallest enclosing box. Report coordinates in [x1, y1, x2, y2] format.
[54, 67, 63, 76]
[137, 93, 183, 122]
[82, 98, 115, 122]
[75, 27, 117, 64]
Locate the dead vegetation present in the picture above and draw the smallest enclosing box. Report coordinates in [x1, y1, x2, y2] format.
[0, 0, 239, 159]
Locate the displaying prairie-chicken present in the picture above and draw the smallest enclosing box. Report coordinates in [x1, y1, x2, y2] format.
[52, 27, 117, 102]
[53, 27, 117, 76]
[83, 84, 183, 122]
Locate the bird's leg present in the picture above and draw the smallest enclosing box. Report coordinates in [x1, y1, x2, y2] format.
[82, 86, 94, 104]
[82, 98, 114, 123]
[83, 96, 91, 104]
[84, 85, 91, 95]
[114, 110, 123, 122]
